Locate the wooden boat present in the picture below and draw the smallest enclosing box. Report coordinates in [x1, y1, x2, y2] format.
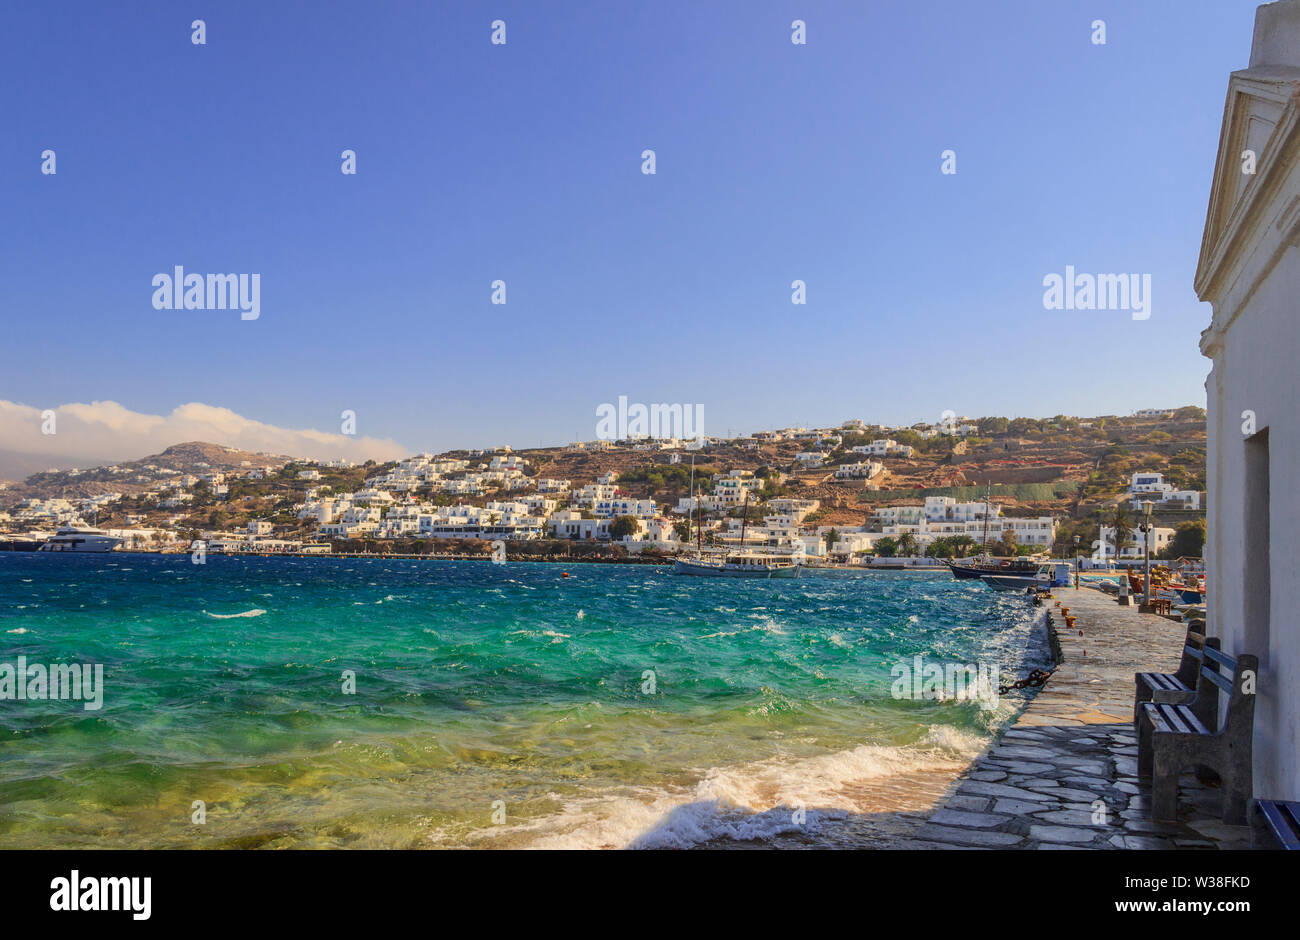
[673, 552, 800, 578]
[947, 558, 1041, 580]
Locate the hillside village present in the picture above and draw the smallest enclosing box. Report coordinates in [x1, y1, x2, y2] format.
[0, 407, 1208, 564]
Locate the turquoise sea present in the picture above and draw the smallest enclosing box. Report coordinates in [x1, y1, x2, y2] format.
[0, 553, 1049, 849]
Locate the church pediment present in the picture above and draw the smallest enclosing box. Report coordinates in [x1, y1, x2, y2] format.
[1195, 66, 1300, 304]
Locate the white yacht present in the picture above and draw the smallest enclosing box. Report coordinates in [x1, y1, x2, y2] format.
[37, 527, 123, 553]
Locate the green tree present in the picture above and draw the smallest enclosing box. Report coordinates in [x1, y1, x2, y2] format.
[898, 533, 919, 557]
[1109, 504, 1132, 561]
[925, 537, 954, 558]
[950, 535, 980, 558]
[874, 537, 899, 557]
[1161, 519, 1206, 559]
[609, 515, 639, 540]
[995, 528, 1018, 556]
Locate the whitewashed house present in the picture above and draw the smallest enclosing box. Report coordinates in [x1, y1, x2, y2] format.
[833, 460, 883, 480]
[1098, 525, 1176, 560]
[1126, 471, 1203, 510]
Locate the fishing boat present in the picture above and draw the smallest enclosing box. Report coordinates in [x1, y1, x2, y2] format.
[1126, 566, 1206, 604]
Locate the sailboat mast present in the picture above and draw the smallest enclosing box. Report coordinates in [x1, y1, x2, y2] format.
[694, 459, 702, 553]
[983, 482, 991, 554]
[739, 490, 749, 552]
[687, 456, 695, 550]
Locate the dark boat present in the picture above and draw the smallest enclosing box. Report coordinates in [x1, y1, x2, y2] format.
[944, 484, 1041, 581]
[947, 559, 1041, 580]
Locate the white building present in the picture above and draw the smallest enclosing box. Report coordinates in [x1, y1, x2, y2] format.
[593, 497, 657, 519]
[1098, 525, 1176, 560]
[1194, 0, 1300, 805]
[853, 439, 915, 458]
[548, 511, 611, 541]
[833, 460, 883, 480]
[873, 499, 1000, 527]
[768, 498, 819, 521]
[1127, 471, 1202, 511]
[877, 515, 1057, 551]
[571, 483, 617, 506]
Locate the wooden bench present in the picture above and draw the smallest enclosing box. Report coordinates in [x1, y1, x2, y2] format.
[1138, 646, 1258, 824]
[1256, 800, 1300, 849]
[1133, 620, 1212, 729]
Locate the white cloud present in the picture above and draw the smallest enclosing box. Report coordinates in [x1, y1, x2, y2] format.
[0, 400, 408, 465]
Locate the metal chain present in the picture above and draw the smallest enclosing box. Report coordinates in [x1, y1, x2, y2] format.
[998, 668, 1056, 695]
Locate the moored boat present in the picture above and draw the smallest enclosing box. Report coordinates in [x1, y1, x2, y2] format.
[947, 558, 1042, 580]
[672, 552, 800, 578]
[672, 475, 800, 577]
[979, 562, 1071, 592]
[35, 526, 123, 553]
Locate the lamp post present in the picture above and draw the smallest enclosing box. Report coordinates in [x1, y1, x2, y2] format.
[1073, 534, 1081, 589]
[1140, 500, 1154, 607]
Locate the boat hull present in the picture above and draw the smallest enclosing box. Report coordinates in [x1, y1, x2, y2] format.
[36, 535, 122, 553]
[948, 561, 1042, 580]
[672, 559, 775, 578]
[980, 574, 1043, 592]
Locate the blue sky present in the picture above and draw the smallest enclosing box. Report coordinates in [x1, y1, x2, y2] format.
[0, 0, 1259, 458]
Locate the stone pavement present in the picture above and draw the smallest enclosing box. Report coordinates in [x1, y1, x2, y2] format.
[912, 585, 1258, 850]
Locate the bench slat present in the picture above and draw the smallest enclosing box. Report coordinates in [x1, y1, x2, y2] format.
[1201, 665, 1233, 693]
[1156, 703, 1211, 735]
[1287, 803, 1300, 832]
[1258, 800, 1300, 850]
[1202, 646, 1237, 669]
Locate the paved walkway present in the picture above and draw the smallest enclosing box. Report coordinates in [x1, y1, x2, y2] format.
[912, 586, 1257, 850]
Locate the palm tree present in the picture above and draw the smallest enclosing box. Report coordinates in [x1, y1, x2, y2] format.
[898, 533, 919, 557]
[1109, 504, 1132, 562]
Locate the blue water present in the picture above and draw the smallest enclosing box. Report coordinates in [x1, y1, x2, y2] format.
[0, 553, 1048, 848]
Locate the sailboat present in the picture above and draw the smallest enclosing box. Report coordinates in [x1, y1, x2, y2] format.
[944, 482, 1039, 579]
[672, 483, 799, 578]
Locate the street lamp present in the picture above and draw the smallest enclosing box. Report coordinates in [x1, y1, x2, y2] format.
[1073, 534, 1081, 589]
[1140, 500, 1155, 607]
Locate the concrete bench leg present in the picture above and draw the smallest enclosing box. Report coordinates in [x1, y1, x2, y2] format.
[1138, 713, 1155, 779]
[1134, 676, 1150, 730]
[1152, 743, 1182, 822]
[1222, 766, 1250, 826]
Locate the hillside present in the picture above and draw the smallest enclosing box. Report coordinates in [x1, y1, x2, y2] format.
[0, 408, 1206, 554]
